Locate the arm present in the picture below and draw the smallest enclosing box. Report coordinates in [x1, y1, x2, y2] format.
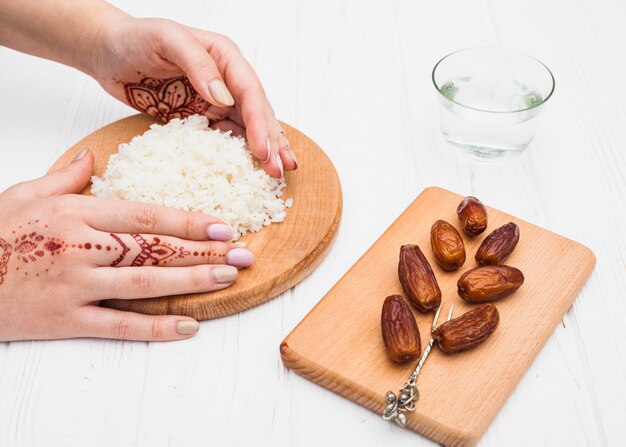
[0, 0, 296, 177]
[0, 0, 126, 74]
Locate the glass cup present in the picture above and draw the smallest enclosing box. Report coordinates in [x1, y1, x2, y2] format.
[432, 47, 555, 160]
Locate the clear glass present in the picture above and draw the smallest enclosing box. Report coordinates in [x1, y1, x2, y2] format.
[432, 47, 555, 160]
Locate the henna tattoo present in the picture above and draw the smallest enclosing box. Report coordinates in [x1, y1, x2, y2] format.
[109, 234, 130, 267]
[13, 232, 67, 263]
[124, 77, 210, 123]
[2, 221, 217, 284]
[106, 233, 195, 266]
[0, 238, 12, 285]
[130, 234, 177, 266]
[1, 222, 71, 283]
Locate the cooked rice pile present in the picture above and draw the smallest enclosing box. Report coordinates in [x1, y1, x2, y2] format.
[91, 115, 290, 240]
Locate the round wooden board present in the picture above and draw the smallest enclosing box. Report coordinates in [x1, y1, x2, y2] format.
[49, 114, 342, 320]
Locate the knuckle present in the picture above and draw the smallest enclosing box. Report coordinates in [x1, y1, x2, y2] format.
[3, 181, 29, 197]
[213, 33, 238, 51]
[45, 196, 77, 220]
[150, 319, 164, 339]
[152, 19, 179, 40]
[115, 318, 133, 340]
[133, 207, 160, 233]
[132, 271, 156, 295]
[239, 84, 264, 105]
[191, 54, 215, 71]
[189, 268, 208, 290]
[182, 213, 203, 239]
[204, 241, 220, 262]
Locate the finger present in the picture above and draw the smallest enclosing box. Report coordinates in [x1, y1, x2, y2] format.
[210, 119, 245, 137]
[266, 122, 284, 178]
[19, 148, 93, 199]
[277, 125, 297, 171]
[159, 28, 235, 108]
[77, 307, 200, 341]
[88, 232, 252, 268]
[90, 264, 238, 300]
[238, 94, 273, 166]
[188, 30, 276, 166]
[204, 104, 231, 123]
[80, 198, 234, 241]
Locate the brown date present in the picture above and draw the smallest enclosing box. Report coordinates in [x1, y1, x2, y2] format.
[456, 196, 488, 236]
[381, 295, 422, 363]
[475, 222, 520, 265]
[430, 220, 466, 271]
[457, 265, 524, 302]
[433, 304, 499, 354]
[398, 244, 442, 312]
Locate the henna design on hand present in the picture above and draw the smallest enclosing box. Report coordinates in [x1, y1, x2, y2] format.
[107, 233, 196, 267]
[130, 234, 177, 266]
[0, 222, 71, 284]
[1, 223, 213, 284]
[124, 77, 210, 123]
[109, 234, 130, 267]
[14, 232, 67, 263]
[0, 238, 12, 285]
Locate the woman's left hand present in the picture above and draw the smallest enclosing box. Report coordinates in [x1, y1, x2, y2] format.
[89, 17, 296, 178]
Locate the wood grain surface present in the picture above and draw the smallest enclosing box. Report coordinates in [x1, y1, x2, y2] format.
[49, 114, 343, 320]
[281, 187, 595, 446]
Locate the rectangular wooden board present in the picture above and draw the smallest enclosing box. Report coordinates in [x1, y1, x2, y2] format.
[280, 187, 595, 446]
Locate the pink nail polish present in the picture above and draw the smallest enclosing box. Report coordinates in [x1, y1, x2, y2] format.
[276, 154, 284, 177]
[287, 148, 298, 169]
[206, 224, 234, 241]
[226, 248, 254, 267]
[264, 138, 272, 163]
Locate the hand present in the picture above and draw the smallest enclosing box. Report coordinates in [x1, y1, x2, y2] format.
[90, 17, 297, 178]
[0, 149, 254, 342]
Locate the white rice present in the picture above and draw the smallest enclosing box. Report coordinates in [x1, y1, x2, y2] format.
[91, 115, 289, 240]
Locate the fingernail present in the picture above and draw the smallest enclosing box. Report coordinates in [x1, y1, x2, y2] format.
[264, 138, 272, 163]
[212, 265, 238, 283]
[287, 148, 298, 169]
[71, 148, 88, 163]
[206, 224, 234, 241]
[226, 248, 254, 267]
[176, 320, 199, 335]
[276, 154, 284, 177]
[208, 78, 235, 106]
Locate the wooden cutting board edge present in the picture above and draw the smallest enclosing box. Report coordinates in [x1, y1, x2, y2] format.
[49, 114, 344, 320]
[103, 191, 343, 320]
[280, 186, 596, 446]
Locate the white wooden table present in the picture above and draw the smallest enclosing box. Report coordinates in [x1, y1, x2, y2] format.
[1, 1, 624, 445]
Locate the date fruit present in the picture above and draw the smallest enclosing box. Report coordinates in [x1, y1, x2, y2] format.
[456, 196, 488, 236]
[433, 304, 499, 354]
[475, 222, 520, 265]
[381, 295, 422, 363]
[430, 220, 466, 271]
[457, 265, 524, 302]
[398, 244, 442, 312]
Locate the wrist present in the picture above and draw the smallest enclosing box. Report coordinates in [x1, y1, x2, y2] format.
[72, 8, 131, 77]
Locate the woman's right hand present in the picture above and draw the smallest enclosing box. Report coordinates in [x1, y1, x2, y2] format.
[0, 149, 253, 342]
[90, 17, 297, 178]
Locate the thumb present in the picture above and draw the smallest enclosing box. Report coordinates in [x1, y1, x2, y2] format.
[160, 29, 235, 108]
[24, 148, 94, 198]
